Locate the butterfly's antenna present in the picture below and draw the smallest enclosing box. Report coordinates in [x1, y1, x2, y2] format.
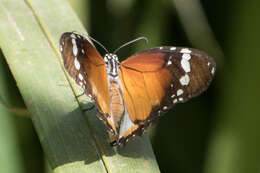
[87, 35, 109, 54]
[71, 31, 109, 53]
[113, 37, 148, 54]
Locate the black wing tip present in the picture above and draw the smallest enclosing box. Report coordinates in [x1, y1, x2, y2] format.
[110, 140, 118, 147]
[60, 32, 73, 40]
[110, 125, 150, 147]
[110, 137, 128, 147]
[59, 32, 74, 48]
[109, 136, 127, 147]
[60, 32, 84, 42]
[109, 136, 133, 147]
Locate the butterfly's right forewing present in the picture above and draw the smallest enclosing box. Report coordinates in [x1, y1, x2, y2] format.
[60, 32, 116, 133]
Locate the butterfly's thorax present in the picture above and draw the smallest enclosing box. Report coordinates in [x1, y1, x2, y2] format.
[104, 53, 120, 77]
[104, 54, 124, 128]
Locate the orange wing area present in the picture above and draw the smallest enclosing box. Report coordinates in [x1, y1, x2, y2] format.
[119, 66, 172, 123]
[119, 51, 172, 123]
[83, 60, 116, 133]
[81, 42, 117, 133]
[116, 52, 173, 145]
[121, 52, 165, 71]
[60, 32, 115, 133]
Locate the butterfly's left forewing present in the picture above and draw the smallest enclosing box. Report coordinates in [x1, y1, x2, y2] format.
[117, 47, 216, 145]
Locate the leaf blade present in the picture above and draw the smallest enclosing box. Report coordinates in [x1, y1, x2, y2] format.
[0, 0, 160, 172]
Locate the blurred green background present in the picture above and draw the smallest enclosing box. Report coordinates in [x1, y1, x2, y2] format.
[1, 0, 260, 173]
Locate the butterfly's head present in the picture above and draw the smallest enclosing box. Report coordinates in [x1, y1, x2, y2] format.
[104, 53, 120, 77]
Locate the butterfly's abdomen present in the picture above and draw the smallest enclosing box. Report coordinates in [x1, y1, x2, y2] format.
[110, 81, 124, 127]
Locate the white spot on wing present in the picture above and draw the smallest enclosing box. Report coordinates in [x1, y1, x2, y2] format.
[167, 60, 172, 66]
[180, 48, 191, 54]
[182, 53, 191, 60]
[74, 58, 80, 70]
[159, 47, 163, 50]
[73, 46, 78, 56]
[71, 33, 76, 39]
[170, 47, 176, 50]
[71, 39, 78, 56]
[177, 89, 184, 96]
[173, 99, 178, 103]
[211, 67, 215, 75]
[179, 98, 183, 102]
[179, 74, 190, 86]
[163, 106, 167, 110]
[181, 58, 190, 73]
[171, 94, 175, 98]
[59, 45, 63, 52]
[78, 73, 83, 81]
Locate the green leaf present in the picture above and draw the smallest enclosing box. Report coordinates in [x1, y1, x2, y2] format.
[0, 52, 26, 173]
[0, 0, 160, 172]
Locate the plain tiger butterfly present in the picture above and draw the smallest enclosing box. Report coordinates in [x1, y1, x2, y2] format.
[59, 32, 216, 146]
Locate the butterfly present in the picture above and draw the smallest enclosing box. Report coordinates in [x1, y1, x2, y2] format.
[59, 32, 216, 146]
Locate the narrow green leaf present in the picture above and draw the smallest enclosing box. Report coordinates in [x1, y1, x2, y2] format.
[0, 53, 26, 173]
[0, 0, 160, 172]
[0, 104, 26, 173]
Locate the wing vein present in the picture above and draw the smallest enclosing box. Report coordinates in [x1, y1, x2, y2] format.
[121, 64, 163, 73]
